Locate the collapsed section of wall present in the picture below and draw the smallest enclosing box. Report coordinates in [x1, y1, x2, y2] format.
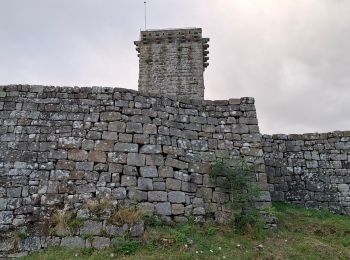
[263, 132, 350, 214]
[0, 85, 271, 256]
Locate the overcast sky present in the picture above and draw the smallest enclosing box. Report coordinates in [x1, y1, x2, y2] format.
[1, 0, 349, 134]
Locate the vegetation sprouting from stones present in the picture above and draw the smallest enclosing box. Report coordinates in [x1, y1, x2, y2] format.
[209, 158, 263, 234]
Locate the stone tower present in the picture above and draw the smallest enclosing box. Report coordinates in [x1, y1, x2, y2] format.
[135, 28, 209, 99]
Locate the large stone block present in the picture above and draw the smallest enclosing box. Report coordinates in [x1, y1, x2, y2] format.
[68, 149, 88, 161]
[138, 177, 154, 191]
[148, 191, 167, 202]
[159, 166, 174, 178]
[126, 122, 143, 133]
[115, 143, 139, 153]
[112, 187, 127, 199]
[140, 145, 162, 154]
[61, 236, 85, 249]
[108, 121, 126, 132]
[80, 220, 103, 235]
[127, 153, 145, 166]
[165, 158, 188, 170]
[100, 112, 121, 121]
[76, 162, 94, 171]
[155, 202, 171, 216]
[58, 137, 82, 149]
[95, 140, 114, 151]
[171, 204, 185, 215]
[92, 237, 110, 249]
[168, 191, 186, 203]
[140, 166, 158, 177]
[166, 178, 182, 191]
[121, 176, 137, 187]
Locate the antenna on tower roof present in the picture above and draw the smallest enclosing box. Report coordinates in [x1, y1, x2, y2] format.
[144, 1, 147, 30]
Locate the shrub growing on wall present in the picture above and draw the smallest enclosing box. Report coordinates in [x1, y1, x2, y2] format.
[209, 158, 263, 235]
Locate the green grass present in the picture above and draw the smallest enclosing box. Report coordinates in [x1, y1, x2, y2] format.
[22, 202, 350, 259]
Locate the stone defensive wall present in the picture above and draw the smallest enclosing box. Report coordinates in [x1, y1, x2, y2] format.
[0, 85, 270, 256]
[263, 132, 350, 214]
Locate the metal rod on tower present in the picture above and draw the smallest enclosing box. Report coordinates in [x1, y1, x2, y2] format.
[144, 1, 147, 30]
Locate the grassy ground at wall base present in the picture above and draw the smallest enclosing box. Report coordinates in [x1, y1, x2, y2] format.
[22, 202, 350, 260]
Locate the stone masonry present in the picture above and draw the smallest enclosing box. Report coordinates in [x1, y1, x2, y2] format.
[135, 28, 209, 99]
[0, 85, 270, 256]
[263, 132, 350, 214]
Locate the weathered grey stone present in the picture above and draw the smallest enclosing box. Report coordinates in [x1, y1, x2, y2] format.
[165, 158, 188, 170]
[140, 145, 162, 154]
[168, 191, 186, 203]
[61, 236, 85, 249]
[23, 237, 41, 251]
[137, 202, 155, 216]
[6, 187, 22, 197]
[148, 191, 167, 202]
[100, 111, 121, 121]
[68, 149, 88, 161]
[143, 124, 157, 134]
[338, 184, 349, 193]
[108, 121, 126, 132]
[58, 137, 82, 149]
[80, 220, 102, 235]
[82, 139, 95, 150]
[115, 143, 139, 153]
[92, 237, 110, 249]
[127, 153, 145, 166]
[128, 188, 147, 202]
[95, 140, 114, 151]
[153, 181, 166, 191]
[126, 122, 143, 133]
[212, 191, 227, 203]
[138, 177, 153, 191]
[0, 239, 15, 252]
[140, 166, 158, 177]
[193, 207, 206, 215]
[49, 150, 67, 160]
[174, 171, 190, 181]
[123, 165, 138, 176]
[130, 222, 144, 237]
[112, 187, 127, 199]
[118, 133, 133, 142]
[190, 173, 203, 184]
[88, 151, 107, 163]
[182, 182, 197, 193]
[87, 131, 102, 140]
[0, 198, 7, 210]
[46, 237, 61, 248]
[101, 131, 118, 140]
[76, 183, 96, 193]
[191, 140, 208, 151]
[121, 176, 137, 187]
[155, 202, 172, 216]
[146, 154, 164, 166]
[166, 178, 182, 191]
[159, 166, 174, 178]
[171, 204, 185, 215]
[76, 162, 94, 171]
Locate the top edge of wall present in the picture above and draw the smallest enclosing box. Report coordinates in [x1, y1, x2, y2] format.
[262, 131, 350, 140]
[0, 84, 254, 105]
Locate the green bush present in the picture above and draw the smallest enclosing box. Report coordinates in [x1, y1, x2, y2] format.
[209, 158, 263, 233]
